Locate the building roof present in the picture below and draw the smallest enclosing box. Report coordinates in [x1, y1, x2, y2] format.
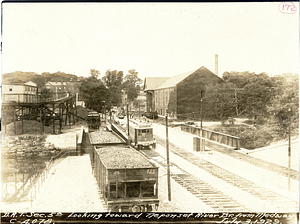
[46, 81, 67, 86]
[155, 69, 197, 90]
[144, 66, 221, 91]
[2, 80, 37, 87]
[24, 81, 37, 87]
[144, 77, 169, 91]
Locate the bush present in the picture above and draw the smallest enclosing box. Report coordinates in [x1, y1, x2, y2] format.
[213, 125, 273, 149]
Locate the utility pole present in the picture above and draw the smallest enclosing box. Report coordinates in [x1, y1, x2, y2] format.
[138, 101, 140, 119]
[102, 101, 105, 120]
[200, 98, 203, 152]
[127, 102, 130, 145]
[288, 108, 292, 191]
[109, 101, 112, 123]
[104, 104, 106, 125]
[165, 110, 171, 201]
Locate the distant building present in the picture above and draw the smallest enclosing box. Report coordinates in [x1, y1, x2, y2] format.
[2, 81, 39, 103]
[45, 81, 82, 95]
[144, 66, 224, 118]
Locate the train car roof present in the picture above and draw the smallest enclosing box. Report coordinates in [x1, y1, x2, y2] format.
[95, 146, 155, 169]
[129, 119, 152, 128]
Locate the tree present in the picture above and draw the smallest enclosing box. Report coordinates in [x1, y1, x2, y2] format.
[90, 69, 100, 80]
[222, 71, 276, 119]
[102, 70, 123, 106]
[80, 69, 107, 112]
[40, 88, 52, 100]
[203, 83, 237, 123]
[267, 76, 299, 137]
[123, 69, 143, 102]
[222, 71, 255, 88]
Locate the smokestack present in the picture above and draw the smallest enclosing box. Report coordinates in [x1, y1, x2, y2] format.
[215, 54, 219, 76]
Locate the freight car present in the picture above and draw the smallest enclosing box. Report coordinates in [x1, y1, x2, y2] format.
[88, 128, 126, 167]
[127, 119, 155, 149]
[87, 112, 101, 132]
[93, 145, 159, 212]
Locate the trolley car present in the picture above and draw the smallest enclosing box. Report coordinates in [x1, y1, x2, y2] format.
[87, 112, 101, 132]
[127, 119, 155, 149]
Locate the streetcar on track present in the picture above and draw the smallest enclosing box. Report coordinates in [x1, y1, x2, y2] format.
[127, 119, 155, 150]
[87, 111, 101, 132]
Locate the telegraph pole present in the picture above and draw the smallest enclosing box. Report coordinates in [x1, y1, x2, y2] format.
[200, 98, 203, 152]
[138, 101, 140, 118]
[102, 101, 105, 121]
[165, 110, 171, 201]
[104, 104, 106, 124]
[127, 102, 130, 145]
[109, 101, 112, 123]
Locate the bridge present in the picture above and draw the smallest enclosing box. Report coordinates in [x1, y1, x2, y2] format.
[2, 94, 79, 135]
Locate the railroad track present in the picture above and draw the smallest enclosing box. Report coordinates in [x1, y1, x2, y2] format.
[180, 127, 299, 180]
[154, 136, 299, 212]
[205, 140, 299, 181]
[111, 122, 299, 212]
[140, 149, 251, 212]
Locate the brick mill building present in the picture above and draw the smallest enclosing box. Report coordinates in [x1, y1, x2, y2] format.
[144, 66, 224, 119]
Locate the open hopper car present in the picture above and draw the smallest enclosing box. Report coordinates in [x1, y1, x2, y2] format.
[93, 145, 159, 212]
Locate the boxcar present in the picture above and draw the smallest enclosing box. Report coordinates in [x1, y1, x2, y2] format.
[93, 145, 159, 212]
[87, 112, 101, 132]
[127, 119, 155, 149]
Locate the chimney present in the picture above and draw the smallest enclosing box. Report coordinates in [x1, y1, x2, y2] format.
[215, 54, 218, 76]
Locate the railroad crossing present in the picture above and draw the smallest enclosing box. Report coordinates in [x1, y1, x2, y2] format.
[1, 94, 78, 135]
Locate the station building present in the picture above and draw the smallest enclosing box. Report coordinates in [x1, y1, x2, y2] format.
[144, 66, 224, 119]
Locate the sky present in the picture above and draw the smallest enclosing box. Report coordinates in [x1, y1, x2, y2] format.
[1, 3, 299, 81]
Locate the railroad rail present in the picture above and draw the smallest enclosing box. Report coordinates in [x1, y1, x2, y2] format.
[155, 136, 299, 212]
[140, 149, 251, 212]
[181, 124, 299, 180]
[112, 123, 249, 212]
[204, 140, 299, 181]
[112, 123, 299, 212]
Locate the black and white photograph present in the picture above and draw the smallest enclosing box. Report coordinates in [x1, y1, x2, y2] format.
[1, 2, 299, 223]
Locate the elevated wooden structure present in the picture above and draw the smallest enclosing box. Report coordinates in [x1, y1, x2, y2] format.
[2, 94, 78, 135]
